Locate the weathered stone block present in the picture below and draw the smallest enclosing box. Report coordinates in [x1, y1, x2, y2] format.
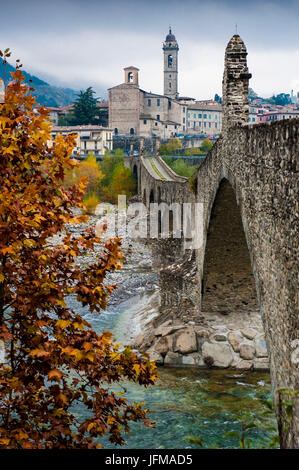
[164, 351, 181, 366]
[174, 328, 198, 354]
[155, 336, 172, 355]
[155, 325, 184, 337]
[202, 342, 233, 368]
[228, 331, 243, 352]
[239, 343, 255, 360]
[254, 339, 268, 358]
[235, 360, 253, 370]
[213, 333, 227, 342]
[253, 358, 270, 371]
[241, 328, 257, 340]
[182, 355, 195, 365]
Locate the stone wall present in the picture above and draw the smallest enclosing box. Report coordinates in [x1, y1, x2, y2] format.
[108, 84, 143, 135]
[193, 120, 299, 448]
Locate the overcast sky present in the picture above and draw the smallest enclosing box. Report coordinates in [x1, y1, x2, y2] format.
[1, 0, 299, 99]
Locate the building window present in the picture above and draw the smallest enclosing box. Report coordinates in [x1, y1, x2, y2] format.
[209, 122, 211, 128]
[169, 82, 171, 88]
[203, 114, 207, 119]
[209, 114, 211, 119]
[193, 114, 196, 119]
[188, 113, 190, 118]
[204, 122, 206, 128]
[168, 54, 173, 67]
[199, 122, 201, 127]
[157, 115, 160, 120]
[198, 114, 202, 118]
[130, 128, 134, 135]
[114, 128, 118, 135]
[215, 123, 218, 128]
[157, 99, 160, 106]
[183, 117, 185, 123]
[215, 114, 218, 119]
[155, 122, 158, 126]
[148, 99, 151, 107]
[183, 107, 185, 113]
[144, 120, 147, 124]
[128, 72, 133, 83]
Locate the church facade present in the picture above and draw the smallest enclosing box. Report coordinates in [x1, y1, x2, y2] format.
[108, 29, 222, 139]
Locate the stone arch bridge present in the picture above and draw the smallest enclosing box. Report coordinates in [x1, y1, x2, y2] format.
[125, 35, 298, 448]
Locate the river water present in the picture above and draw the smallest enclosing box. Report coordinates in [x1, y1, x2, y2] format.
[69, 291, 278, 449]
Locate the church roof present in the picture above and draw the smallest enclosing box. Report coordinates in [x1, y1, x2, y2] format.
[165, 27, 176, 42]
[123, 66, 139, 70]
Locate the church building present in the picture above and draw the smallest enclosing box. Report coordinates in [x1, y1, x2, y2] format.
[108, 29, 184, 138]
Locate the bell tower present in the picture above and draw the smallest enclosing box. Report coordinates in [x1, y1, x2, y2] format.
[163, 28, 179, 99]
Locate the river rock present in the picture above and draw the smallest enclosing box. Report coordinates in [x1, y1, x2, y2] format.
[254, 339, 268, 358]
[155, 325, 184, 337]
[174, 328, 198, 354]
[202, 342, 233, 368]
[182, 355, 195, 365]
[155, 336, 172, 355]
[213, 333, 227, 342]
[228, 331, 243, 352]
[235, 360, 253, 370]
[253, 358, 270, 370]
[239, 343, 255, 360]
[134, 332, 145, 347]
[241, 328, 257, 340]
[164, 351, 181, 365]
[195, 328, 210, 338]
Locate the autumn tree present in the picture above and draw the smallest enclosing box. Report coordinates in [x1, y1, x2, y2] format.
[200, 138, 213, 153]
[109, 164, 137, 203]
[160, 137, 182, 156]
[64, 153, 103, 195]
[0, 64, 157, 449]
[99, 151, 136, 204]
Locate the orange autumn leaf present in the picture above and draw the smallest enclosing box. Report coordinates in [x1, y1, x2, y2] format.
[48, 369, 63, 381]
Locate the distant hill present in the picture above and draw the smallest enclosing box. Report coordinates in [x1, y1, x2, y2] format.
[0, 58, 78, 107]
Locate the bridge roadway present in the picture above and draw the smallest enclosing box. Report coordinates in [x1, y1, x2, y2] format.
[141, 155, 187, 182]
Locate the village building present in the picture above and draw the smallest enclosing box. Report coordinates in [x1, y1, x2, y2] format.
[186, 104, 222, 136]
[49, 125, 113, 157]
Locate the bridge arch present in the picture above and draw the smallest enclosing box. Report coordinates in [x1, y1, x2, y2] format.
[149, 188, 155, 204]
[201, 178, 259, 317]
[133, 164, 138, 191]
